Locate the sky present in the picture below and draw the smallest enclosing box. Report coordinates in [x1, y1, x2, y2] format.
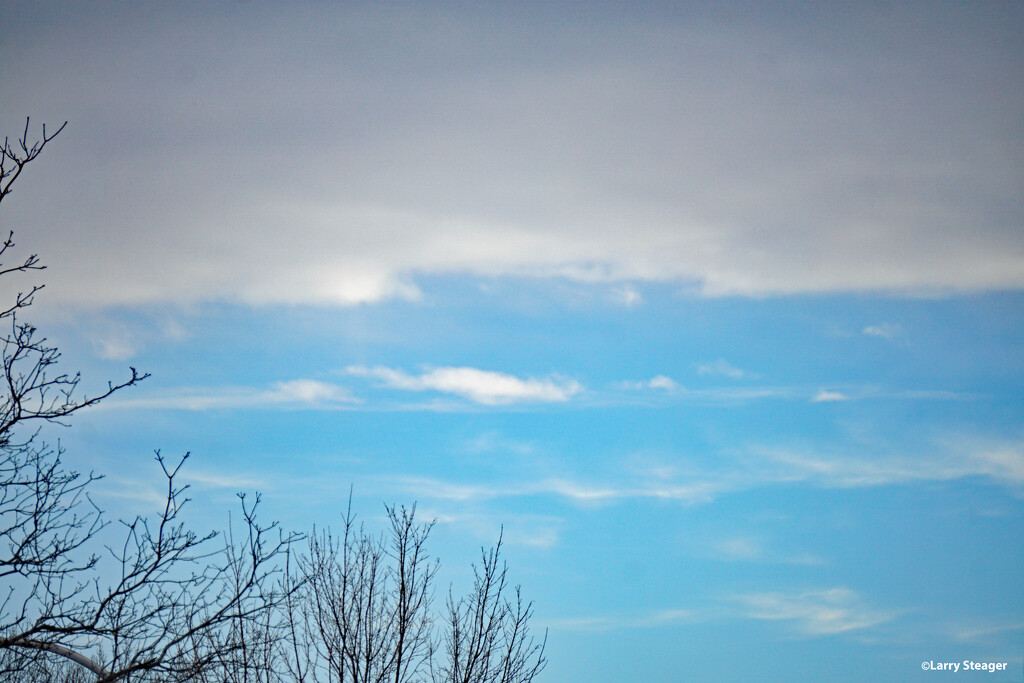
[2, 2, 1023, 681]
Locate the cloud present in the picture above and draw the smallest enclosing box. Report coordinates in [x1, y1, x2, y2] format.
[755, 437, 1024, 488]
[735, 588, 896, 636]
[174, 470, 270, 491]
[713, 537, 764, 562]
[550, 608, 698, 633]
[948, 620, 1024, 643]
[271, 379, 350, 404]
[81, 314, 190, 360]
[553, 590, 893, 636]
[3, 4, 1022, 310]
[346, 365, 582, 405]
[461, 431, 537, 457]
[392, 474, 722, 506]
[711, 537, 825, 566]
[424, 509, 564, 548]
[611, 284, 643, 306]
[390, 434, 1024, 518]
[618, 375, 680, 392]
[91, 328, 138, 361]
[648, 375, 679, 391]
[954, 439, 1024, 484]
[697, 359, 747, 379]
[96, 482, 173, 510]
[393, 435, 1024, 518]
[811, 390, 849, 403]
[107, 379, 357, 410]
[862, 323, 903, 340]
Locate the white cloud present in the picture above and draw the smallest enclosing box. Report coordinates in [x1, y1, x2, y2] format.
[4, 4, 1022, 310]
[697, 359, 747, 379]
[461, 431, 537, 457]
[711, 537, 825, 566]
[735, 588, 896, 636]
[270, 379, 350, 404]
[648, 375, 679, 391]
[948, 620, 1024, 643]
[392, 477, 500, 503]
[611, 284, 643, 306]
[549, 608, 698, 633]
[346, 365, 582, 405]
[96, 482, 173, 509]
[395, 435, 1024, 515]
[178, 470, 270, 491]
[714, 537, 765, 562]
[423, 509, 564, 548]
[393, 474, 722, 506]
[956, 440, 1024, 484]
[553, 590, 892, 636]
[92, 330, 138, 361]
[81, 315, 190, 360]
[107, 379, 357, 410]
[811, 390, 849, 403]
[755, 437, 1024, 489]
[618, 375, 680, 392]
[862, 323, 903, 340]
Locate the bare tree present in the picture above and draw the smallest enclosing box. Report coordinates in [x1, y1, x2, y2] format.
[1, 118, 547, 682]
[284, 501, 437, 683]
[0, 645, 93, 682]
[433, 536, 546, 683]
[0, 119, 296, 682]
[285, 507, 545, 683]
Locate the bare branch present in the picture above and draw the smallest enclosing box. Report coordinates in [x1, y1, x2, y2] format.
[0, 120, 298, 683]
[434, 533, 547, 683]
[0, 118, 547, 683]
[0, 118, 66, 205]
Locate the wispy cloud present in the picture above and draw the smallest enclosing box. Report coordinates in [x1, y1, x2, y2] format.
[948, 620, 1024, 643]
[81, 314, 190, 361]
[610, 381, 969, 406]
[421, 508, 565, 548]
[755, 437, 1024, 488]
[460, 431, 537, 457]
[91, 327, 139, 361]
[96, 482, 172, 509]
[648, 375, 679, 390]
[862, 323, 903, 340]
[554, 589, 895, 636]
[549, 608, 698, 633]
[949, 438, 1024, 484]
[697, 359, 748, 379]
[611, 284, 643, 306]
[811, 390, 849, 403]
[271, 379, 352, 404]
[392, 474, 723, 506]
[395, 436, 1024, 514]
[107, 379, 358, 410]
[346, 365, 583, 405]
[617, 375, 681, 392]
[97, 466, 274, 516]
[711, 537, 825, 566]
[735, 588, 897, 636]
[183, 470, 272, 491]
[713, 537, 764, 562]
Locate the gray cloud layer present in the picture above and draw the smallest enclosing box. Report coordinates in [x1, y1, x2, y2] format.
[3, 2, 1021, 307]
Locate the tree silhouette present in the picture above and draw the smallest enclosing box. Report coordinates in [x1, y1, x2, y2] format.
[1, 120, 295, 682]
[0, 119, 546, 683]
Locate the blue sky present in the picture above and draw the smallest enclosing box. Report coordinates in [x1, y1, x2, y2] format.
[2, 2, 1022, 681]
